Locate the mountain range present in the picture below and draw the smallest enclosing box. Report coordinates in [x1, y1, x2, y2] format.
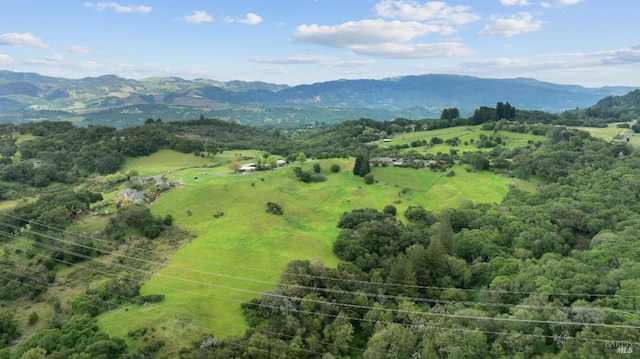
[0, 70, 636, 128]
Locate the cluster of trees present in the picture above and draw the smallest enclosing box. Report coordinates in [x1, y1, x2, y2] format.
[3, 315, 127, 358]
[103, 204, 170, 240]
[293, 166, 326, 183]
[198, 127, 640, 358]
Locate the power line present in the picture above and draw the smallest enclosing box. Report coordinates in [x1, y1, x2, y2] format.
[3, 241, 638, 358]
[2, 220, 639, 320]
[0, 213, 636, 301]
[0, 223, 635, 320]
[3, 230, 639, 333]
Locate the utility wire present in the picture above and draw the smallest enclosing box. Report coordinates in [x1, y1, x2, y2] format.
[0, 211, 631, 298]
[2, 230, 639, 333]
[1, 220, 638, 318]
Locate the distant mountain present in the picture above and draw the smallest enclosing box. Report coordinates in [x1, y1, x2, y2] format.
[0, 70, 636, 127]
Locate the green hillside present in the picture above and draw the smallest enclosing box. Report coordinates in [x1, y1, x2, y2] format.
[96, 152, 530, 353]
[2, 114, 639, 358]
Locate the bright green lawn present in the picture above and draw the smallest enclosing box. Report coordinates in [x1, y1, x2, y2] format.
[97, 151, 534, 351]
[123, 149, 264, 176]
[387, 126, 546, 155]
[573, 123, 632, 142]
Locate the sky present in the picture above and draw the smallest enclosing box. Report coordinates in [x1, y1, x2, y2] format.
[0, 0, 639, 87]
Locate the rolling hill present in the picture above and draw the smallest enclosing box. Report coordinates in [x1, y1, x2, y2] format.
[0, 70, 636, 127]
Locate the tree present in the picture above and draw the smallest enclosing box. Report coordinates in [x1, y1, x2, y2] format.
[470, 152, 490, 171]
[426, 237, 448, 284]
[441, 107, 460, 120]
[19, 347, 47, 359]
[353, 149, 371, 176]
[296, 152, 307, 163]
[228, 160, 241, 172]
[323, 311, 354, 356]
[205, 141, 218, 155]
[436, 210, 456, 255]
[313, 163, 321, 173]
[364, 173, 374, 184]
[383, 205, 397, 217]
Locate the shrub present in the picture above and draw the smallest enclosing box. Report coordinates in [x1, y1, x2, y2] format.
[364, 173, 374, 185]
[310, 173, 326, 182]
[28, 311, 39, 325]
[266, 202, 283, 215]
[313, 163, 321, 173]
[330, 164, 340, 173]
[383, 205, 397, 217]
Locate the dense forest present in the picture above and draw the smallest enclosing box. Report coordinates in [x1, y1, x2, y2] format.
[0, 95, 639, 357]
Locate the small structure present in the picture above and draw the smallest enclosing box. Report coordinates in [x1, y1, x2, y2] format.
[238, 163, 257, 173]
[116, 188, 146, 205]
[130, 174, 165, 186]
[276, 159, 288, 167]
[370, 157, 401, 167]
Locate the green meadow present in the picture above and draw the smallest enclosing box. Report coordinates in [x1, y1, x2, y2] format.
[386, 125, 547, 154]
[97, 145, 534, 351]
[573, 123, 632, 141]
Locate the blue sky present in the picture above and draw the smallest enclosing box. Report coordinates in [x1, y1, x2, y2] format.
[1, 0, 638, 87]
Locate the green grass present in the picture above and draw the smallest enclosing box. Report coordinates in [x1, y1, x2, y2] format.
[573, 123, 631, 141]
[387, 126, 546, 155]
[97, 150, 534, 354]
[123, 149, 265, 176]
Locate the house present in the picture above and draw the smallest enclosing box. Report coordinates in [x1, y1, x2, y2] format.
[130, 175, 149, 184]
[370, 157, 400, 166]
[276, 159, 288, 167]
[131, 174, 165, 186]
[238, 163, 257, 173]
[117, 188, 146, 205]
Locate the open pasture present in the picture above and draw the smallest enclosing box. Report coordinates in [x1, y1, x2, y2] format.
[97, 150, 533, 352]
[385, 125, 546, 154]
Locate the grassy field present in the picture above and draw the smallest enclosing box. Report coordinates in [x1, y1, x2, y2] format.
[385, 125, 547, 155]
[122, 148, 264, 176]
[573, 123, 632, 141]
[97, 146, 534, 354]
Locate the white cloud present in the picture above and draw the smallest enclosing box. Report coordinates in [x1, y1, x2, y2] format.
[253, 55, 339, 65]
[67, 45, 92, 54]
[0, 54, 14, 66]
[84, 2, 151, 13]
[596, 45, 640, 65]
[333, 59, 377, 67]
[184, 10, 213, 24]
[45, 54, 65, 62]
[293, 19, 442, 48]
[253, 55, 376, 68]
[539, 0, 583, 8]
[292, 19, 473, 58]
[374, 0, 480, 25]
[501, 0, 531, 5]
[260, 66, 288, 75]
[0, 32, 49, 49]
[459, 45, 640, 77]
[236, 13, 263, 26]
[479, 12, 543, 36]
[349, 42, 474, 58]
